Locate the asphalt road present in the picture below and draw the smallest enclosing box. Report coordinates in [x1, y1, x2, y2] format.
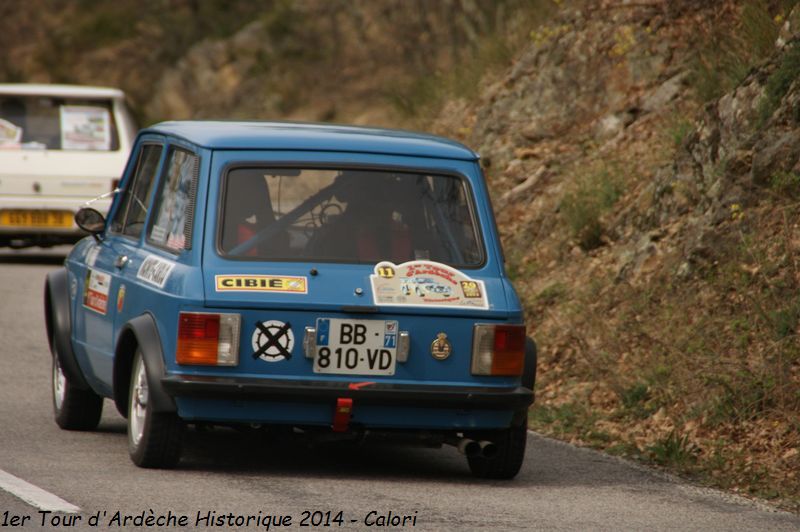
[1, 248, 799, 531]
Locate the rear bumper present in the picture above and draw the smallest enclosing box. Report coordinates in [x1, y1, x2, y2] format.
[161, 374, 534, 411]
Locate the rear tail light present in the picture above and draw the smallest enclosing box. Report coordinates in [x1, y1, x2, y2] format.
[176, 312, 240, 366]
[471, 324, 526, 376]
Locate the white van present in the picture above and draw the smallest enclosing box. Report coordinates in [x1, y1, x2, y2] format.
[0, 84, 136, 248]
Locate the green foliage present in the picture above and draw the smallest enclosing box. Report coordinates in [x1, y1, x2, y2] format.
[705, 372, 778, 425]
[646, 431, 696, 468]
[529, 401, 597, 439]
[560, 167, 623, 250]
[667, 116, 694, 149]
[37, 0, 270, 82]
[689, 0, 792, 103]
[769, 300, 800, 339]
[506, 248, 539, 281]
[620, 382, 649, 407]
[757, 42, 800, 125]
[536, 282, 568, 306]
[385, 0, 562, 121]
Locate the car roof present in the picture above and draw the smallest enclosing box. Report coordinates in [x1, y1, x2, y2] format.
[144, 120, 479, 161]
[0, 83, 126, 99]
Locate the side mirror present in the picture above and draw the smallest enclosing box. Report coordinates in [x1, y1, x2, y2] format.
[75, 207, 106, 240]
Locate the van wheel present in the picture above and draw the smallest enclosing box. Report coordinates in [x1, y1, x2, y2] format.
[128, 349, 182, 468]
[466, 418, 528, 480]
[52, 342, 102, 430]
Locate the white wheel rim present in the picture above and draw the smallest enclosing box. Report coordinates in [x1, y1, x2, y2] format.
[53, 356, 66, 410]
[129, 356, 148, 446]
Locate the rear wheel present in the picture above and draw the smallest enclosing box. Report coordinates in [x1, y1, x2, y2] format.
[52, 341, 103, 430]
[466, 418, 528, 480]
[128, 350, 183, 468]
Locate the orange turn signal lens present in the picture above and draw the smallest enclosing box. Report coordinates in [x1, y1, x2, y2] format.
[176, 312, 240, 366]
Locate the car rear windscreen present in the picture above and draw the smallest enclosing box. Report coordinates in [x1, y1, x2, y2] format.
[0, 95, 120, 151]
[219, 167, 484, 267]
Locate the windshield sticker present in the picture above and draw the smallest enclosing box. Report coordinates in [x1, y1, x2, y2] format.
[137, 255, 175, 288]
[252, 320, 294, 362]
[370, 260, 489, 309]
[0, 118, 22, 148]
[83, 269, 111, 315]
[59, 105, 111, 151]
[215, 275, 307, 294]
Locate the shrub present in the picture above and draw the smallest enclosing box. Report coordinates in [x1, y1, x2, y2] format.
[560, 168, 623, 250]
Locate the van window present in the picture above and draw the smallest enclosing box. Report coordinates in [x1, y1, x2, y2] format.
[0, 95, 120, 151]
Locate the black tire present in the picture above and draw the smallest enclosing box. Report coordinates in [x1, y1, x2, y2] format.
[52, 340, 103, 431]
[466, 417, 528, 480]
[127, 349, 182, 468]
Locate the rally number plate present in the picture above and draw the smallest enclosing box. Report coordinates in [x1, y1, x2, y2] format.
[313, 318, 398, 376]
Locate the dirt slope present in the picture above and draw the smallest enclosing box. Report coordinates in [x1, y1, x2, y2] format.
[431, 0, 800, 509]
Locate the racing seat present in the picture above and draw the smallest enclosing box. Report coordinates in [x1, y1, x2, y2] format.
[221, 170, 288, 257]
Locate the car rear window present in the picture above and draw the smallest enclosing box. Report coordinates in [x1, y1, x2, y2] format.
[219, 167, 484, 266]
[0, 95, 120, 151]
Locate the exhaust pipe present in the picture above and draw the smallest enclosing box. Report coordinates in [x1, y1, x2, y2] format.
[456, 438, 481, 457]
[478, 440, 498, 458]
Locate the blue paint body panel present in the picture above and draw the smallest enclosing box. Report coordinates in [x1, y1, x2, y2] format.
[62, 121, 530, 434]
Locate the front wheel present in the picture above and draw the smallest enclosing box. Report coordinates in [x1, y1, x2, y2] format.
[466, 418, 528, 480]
[52, 345, 103, 431]
[128, 350, 182, 468]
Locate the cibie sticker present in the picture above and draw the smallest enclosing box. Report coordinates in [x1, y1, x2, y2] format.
[216, 275, 307, 294]
[83, 269, 111, 315]
[137, 255, 175, 289]
[370, 260, 489, 309]
[251, 320, 294, 362]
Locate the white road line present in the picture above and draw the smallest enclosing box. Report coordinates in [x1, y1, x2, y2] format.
[0, 469, 80, 514]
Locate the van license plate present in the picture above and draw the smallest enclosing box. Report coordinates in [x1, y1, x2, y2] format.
[0, 210, 73, 228]
[313, 318, 398, 376]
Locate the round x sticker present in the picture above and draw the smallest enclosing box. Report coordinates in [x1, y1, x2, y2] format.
[251, 320, 294, 362]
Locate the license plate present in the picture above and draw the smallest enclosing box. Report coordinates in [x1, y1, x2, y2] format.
[0, 210, 73, 228]
[313, 318, 398, 376]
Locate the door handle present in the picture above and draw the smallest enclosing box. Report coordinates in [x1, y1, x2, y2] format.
[115, 255, 130, 269]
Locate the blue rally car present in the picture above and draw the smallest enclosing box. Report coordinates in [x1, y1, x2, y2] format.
[44, 121, 536, 478]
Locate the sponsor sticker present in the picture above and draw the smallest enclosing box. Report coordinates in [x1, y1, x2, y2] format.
[83, 269, 111, 315]
[215, 275, 307, 294]
[116, 284, 126, 313]
[370, 260, 489, 309]
[251, 320, 294, 362]
[137, 255, 175, 288]
[85, 244, 100, 267]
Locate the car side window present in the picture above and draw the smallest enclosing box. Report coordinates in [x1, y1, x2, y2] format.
[146, 147, 198, 252]
[109, 144, 163, 236]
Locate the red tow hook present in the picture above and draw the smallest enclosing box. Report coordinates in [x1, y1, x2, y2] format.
[332, 398, 353, 432]
[333, 383, 374, 432]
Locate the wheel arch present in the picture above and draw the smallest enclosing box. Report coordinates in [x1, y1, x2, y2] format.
[113, 313, 177, 417]
[45, 269, 91, 390]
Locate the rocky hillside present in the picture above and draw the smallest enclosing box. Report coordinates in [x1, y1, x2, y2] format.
[430, 0, 800, 509]
[0, 0, 551, 126]
[2, 0, 799, 510]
